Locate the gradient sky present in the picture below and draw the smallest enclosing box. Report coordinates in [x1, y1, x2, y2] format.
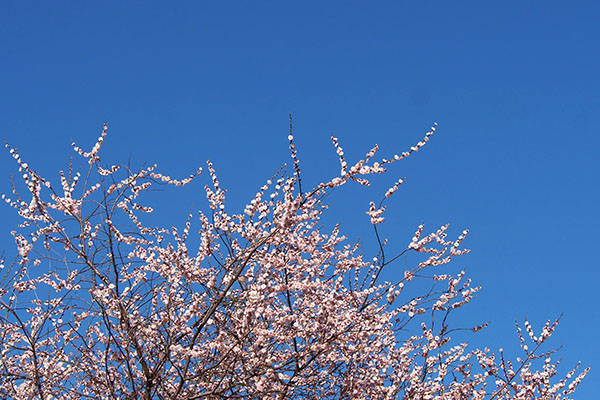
[1, 2, 598, 397]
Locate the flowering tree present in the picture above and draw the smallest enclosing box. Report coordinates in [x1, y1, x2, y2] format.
[0, 120, 588, 399]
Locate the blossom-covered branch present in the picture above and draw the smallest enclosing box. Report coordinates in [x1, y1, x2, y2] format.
[0, 122, 587, 399]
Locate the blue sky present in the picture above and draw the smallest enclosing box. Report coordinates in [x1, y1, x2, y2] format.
[1, 1, 598, 396]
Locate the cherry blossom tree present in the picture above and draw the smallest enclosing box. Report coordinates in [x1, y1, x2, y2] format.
[0, 120, 588, 399]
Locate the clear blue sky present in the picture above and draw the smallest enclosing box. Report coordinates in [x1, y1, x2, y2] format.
[1, 2, 598, 396]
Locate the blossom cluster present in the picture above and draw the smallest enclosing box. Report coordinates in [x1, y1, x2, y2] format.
[0, 123, 587, 399]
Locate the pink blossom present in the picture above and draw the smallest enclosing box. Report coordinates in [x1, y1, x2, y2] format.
[0, 122, 586, 399]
